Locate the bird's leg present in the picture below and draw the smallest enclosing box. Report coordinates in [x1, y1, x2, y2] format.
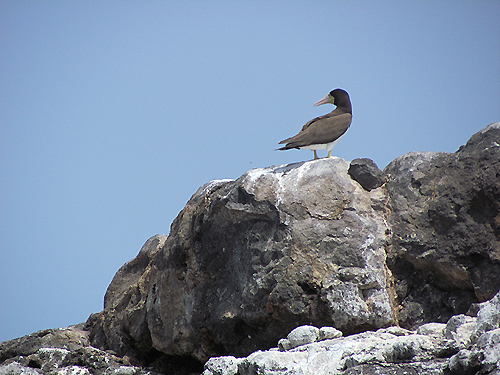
[313, 150, 319, 160]
[327, 149, 333, 158]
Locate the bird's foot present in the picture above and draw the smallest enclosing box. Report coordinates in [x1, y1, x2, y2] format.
[313, 150, 319, 160]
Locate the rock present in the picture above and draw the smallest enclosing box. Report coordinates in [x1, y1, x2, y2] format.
[416, 322, 446, 337]
[278, 325, 342, 351]
[385, 122, 500, 329]
[474, 328, 500, 371]
[285, 325, 319, 348]
[444, 314, 477, 349]
[0, 325, 166, 375]
[470, 289, 500, 344]
[204, 297, 500, 374]
[0, 325, 89, 365]
[348, 158, 386, 191]
[88, 157, 395, 362]
[448, 328, 500, 374]
[319, 326, 343, 340]
[202, 356, 242, 375]
[277, 339, 292, 352]
[214, 325, 456, 375]
[82, 122, 500, 367]
[443, 291, 500, 374]
[0, 362, 43, 375]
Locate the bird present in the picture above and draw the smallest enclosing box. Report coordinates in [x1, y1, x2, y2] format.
[278, 89, 352, 160]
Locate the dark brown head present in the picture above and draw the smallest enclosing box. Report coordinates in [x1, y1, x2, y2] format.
[314, 88, 352, 114]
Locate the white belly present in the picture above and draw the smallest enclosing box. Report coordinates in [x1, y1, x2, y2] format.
[299, 135, 344, 151]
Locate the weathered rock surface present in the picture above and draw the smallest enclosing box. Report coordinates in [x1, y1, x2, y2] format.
[2, 123, 499, 375]
[385, 123, 500, 329]
[88, 154, 396, 363]
[348, 158, 386, 191]
[202, 290, 500, 374]
[0, 324, 169, 375]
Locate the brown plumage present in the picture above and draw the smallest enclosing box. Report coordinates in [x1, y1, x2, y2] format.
[278, 88, 352, 159]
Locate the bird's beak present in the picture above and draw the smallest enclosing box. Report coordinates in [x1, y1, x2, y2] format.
[313, 93, 334, 107]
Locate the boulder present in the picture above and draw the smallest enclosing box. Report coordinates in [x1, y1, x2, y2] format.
[385, 123, 500, 329]
[88, 157, 395, 362]
[348, 158, 386, 191]
[277, 325, 342, 351]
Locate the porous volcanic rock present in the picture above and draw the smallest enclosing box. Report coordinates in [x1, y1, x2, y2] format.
[88, 157, 396, 363]
[385, 123, 500, 329]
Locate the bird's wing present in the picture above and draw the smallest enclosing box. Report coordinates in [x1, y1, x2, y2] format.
[279, 112, 352, 148]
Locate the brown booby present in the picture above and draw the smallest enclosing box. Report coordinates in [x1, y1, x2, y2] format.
[278, 89, 352, 159]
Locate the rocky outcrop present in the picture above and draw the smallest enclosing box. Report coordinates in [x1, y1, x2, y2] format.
[202, 290, 500, 375]
[87, 122, 500, 367]
[385, 123, 500, 329]
[1, 123, 499, 375]
[2, 290, 499, 374]
[88, 156, 396, 363]
[0, 324, 174, 375]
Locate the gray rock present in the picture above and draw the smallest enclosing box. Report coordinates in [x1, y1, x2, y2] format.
[445, 291, 500, 374]
[277, 339, 292, 352]
[286, 325, 319, 348]
[385, 122, 500, 329]
[416, 322, 446, 337]
[81, 122, 500, 367]
[26, 347, 70, 373]
[0, 325, 165, 375]
[448, 328, 500, 374]
[377, 326, 414, 337]
[53, 367, 91, 375]
[318, 327, 343, 340]
[444, 314, 477, 349]
[470, 289, 500, 344]
[0, 362, 44, 375]
[348, 158, 386, 191]
[234, 326, 456, 375]
[277, 325, 341, 351]
[88, 157, 395, 362]
[4, 123, 499, 375]
[474, 328, 500, 371]
[202, 356, 242, 375]
[0, 325, 90, 364]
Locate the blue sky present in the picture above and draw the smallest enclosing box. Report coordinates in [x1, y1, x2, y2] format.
[1, 1, 499, 343]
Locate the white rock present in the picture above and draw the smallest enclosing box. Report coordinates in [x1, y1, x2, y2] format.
[444, 314, 476, 349]
[286, 325, 320, 348]
[417, 322, 446, 336]
[471, 290, 500, 344]
[318, 326, 343, 340]
[202, 355, 242, 375]
[0, 362, 43, 375]
[53, 366, 91, 375]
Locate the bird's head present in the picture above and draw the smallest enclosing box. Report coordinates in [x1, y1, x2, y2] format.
[313, 88, 351, 111]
